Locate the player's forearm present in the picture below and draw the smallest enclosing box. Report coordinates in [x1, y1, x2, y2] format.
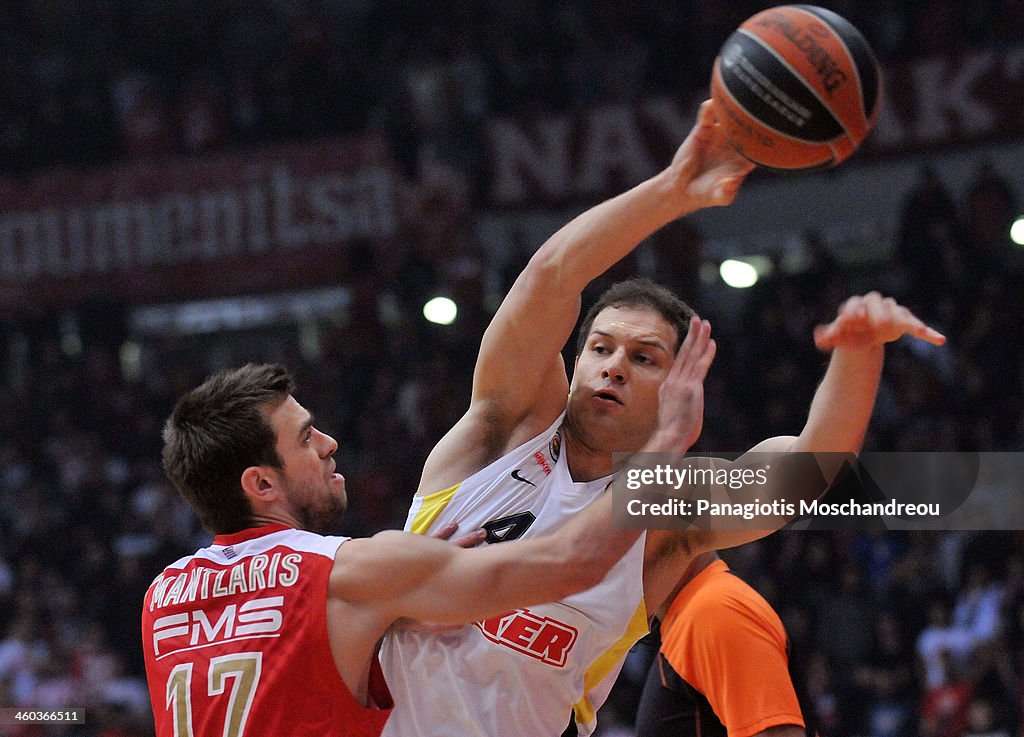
[556, 487, 642, 587]
[456, 308, 710, 616]
[419, 515, 639, 624]
[528, 169, 693, 295]
[792, 344, 883, 454]
[568, 421, 703, 573]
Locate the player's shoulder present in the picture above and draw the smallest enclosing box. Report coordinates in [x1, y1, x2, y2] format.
[259, 527, 349, 558]
[664, 568, 786, 662]
[417, 411, 566, 502]
[678, 565, 772, 624]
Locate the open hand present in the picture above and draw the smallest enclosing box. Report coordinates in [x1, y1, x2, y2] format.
[654, 316, 716, 452]
[432, 521, 486, 549]
[813, 292, 946, 351]
[670, 100, 755, 209]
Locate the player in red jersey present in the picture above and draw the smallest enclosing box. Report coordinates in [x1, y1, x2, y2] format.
[143, 345, 714, 737]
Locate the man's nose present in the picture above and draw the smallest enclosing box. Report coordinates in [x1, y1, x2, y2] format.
[601, 350, 627, 383]
[319, 430, 339, 456]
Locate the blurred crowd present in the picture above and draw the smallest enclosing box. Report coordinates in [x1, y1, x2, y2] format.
[1, 1, 1024, 736]
[2, 0, 1024, 176]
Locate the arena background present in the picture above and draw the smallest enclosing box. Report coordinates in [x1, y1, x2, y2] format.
[1, 1, 1023, 735]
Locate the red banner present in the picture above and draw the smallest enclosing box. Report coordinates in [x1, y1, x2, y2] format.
[0, 134, 398, 312]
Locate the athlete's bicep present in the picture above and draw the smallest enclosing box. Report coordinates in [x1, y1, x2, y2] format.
[470, 260, 576, 423]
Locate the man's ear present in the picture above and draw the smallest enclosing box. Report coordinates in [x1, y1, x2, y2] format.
[241, 466, 278, 506]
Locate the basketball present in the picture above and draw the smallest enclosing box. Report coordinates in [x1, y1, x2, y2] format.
[710, 5, 882, 171]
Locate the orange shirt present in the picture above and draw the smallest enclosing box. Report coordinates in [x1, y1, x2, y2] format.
[658, 559, 805, 737]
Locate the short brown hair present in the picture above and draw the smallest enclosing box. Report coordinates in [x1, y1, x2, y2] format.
[162, 364, 295, 534]
[576, 278, 696, 356]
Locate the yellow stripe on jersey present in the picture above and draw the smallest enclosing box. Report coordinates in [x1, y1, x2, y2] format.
[572, 600, 649, 728]
[408, 484, 460, 535]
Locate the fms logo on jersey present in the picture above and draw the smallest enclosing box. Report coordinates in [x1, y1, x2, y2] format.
[548, 430, 561, 463]
[475, 608, 578, 667]
[151, 597, 285, 657]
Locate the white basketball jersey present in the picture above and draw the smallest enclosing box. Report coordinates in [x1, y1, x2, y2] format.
[379, 415, 648, 737]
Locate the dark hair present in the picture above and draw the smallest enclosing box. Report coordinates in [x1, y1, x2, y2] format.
[162, 363, 295, 534]
[575, 278, 696, 356]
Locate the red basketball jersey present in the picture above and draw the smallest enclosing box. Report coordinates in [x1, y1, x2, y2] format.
[142, 524, 393, 737]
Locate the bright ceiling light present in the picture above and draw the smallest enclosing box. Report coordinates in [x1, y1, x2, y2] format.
[423, 296, 458, 325]
[1011, 217, 1024, 246]
[719, 259, 759, 288]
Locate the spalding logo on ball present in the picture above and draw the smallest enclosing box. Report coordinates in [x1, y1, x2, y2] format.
[711, 4, 882, 171]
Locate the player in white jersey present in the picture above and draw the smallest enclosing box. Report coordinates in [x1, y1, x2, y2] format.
[379, 100, 945, 736]
[382, 414, 647, 736]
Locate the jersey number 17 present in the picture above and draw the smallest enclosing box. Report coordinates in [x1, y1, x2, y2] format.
[165, 652, 263, 737]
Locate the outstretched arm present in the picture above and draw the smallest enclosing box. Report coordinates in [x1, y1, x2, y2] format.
[471, 101, 752, 426]
[642, 295, 946, 611]
[419, 102, 753, 494]
[753, 291, 946, 455]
